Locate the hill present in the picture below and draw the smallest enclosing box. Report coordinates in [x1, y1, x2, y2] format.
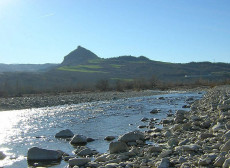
[56, 46, 230, 82]
[0, 46, 230, 95]
[61, 46, 99, 66]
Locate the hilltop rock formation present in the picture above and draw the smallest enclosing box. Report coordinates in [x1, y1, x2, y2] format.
[61, 46, 99, 66]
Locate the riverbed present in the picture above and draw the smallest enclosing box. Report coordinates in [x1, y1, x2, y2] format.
[0, 91, 203, 168]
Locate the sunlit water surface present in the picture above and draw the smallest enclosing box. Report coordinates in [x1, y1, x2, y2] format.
[0, 92, 203, 167]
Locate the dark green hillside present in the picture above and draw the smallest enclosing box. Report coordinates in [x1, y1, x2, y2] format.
[56, 46, 230, 82]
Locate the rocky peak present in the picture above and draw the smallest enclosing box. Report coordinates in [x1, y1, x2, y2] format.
[61, 46, 99, 66]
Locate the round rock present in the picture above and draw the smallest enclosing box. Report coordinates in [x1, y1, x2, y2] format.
[27, 147, 62, 161]
[118, 130, 145, 143]
[69, 158, 90, 167]
[104, 136, 116, 141]
[109, 141, 128, 154]
[70, 135, 87, 145]
[55, 129, 74, 138]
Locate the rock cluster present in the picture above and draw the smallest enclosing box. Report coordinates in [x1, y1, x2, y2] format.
[85, 86, 230, 168]
[27, 86, 230, 167]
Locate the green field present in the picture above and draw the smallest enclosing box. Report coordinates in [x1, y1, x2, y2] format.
[88, 58, 105, 64]
[110, 78, 133, 82]
[57, 65, 107, 73]
[110, 64, 124, 68]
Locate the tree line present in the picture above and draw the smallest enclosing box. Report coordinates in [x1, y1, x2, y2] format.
[0, 75, 230, 98]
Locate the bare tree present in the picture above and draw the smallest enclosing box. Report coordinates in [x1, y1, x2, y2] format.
[96, 79, 109, 91]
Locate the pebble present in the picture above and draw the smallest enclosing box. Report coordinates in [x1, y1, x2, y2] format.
[104, 136, 116, 141]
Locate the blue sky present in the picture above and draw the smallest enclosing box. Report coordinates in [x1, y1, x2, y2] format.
[0, 0, 229, 64]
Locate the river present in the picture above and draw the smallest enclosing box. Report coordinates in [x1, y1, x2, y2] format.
[0, 91, 203, 168]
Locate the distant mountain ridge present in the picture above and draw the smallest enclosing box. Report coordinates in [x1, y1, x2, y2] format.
[0, 46, 229, 94]
[0, 63, 57, 72]
[1, 46, 228, 81]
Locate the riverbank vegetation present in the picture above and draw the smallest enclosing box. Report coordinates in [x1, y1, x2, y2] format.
[0, 74, 229, 98]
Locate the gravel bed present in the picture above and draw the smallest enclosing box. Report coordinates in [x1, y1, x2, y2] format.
[77, 85, 230, 168]
[0, 90, 169, 111]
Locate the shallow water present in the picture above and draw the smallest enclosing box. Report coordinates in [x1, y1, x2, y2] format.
[0, 91, 203, 168]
